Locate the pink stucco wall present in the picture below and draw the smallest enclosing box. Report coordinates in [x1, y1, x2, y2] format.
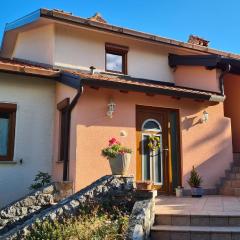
[224, 74, 240, 152]
[53, 84, 233, 191]
[174, 66, 220, 93]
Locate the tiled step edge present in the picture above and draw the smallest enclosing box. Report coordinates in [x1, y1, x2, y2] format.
[155, 214, 240, 226]
[151, 225, 240, 240]
[151, 225, 240, 232]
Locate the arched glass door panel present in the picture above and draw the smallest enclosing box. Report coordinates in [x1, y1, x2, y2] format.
[141, 119, 163, 185]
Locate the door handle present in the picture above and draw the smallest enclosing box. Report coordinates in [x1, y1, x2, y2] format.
[163, 148, 169, 151]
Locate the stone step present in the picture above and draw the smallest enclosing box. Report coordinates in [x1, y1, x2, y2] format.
[155, 214, 240, 226]
[219, 186, 235, 196]
[233, 162, 240, 167]
[231, 166, 240, 173]
[219, 186, 240, 196]
[226, 172, 240, 180]
[221, 179, 240, 188]
[151, 225, 240, 240]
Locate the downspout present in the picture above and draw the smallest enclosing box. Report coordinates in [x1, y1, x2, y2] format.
[219, 64, 231, 96]
[63, 85, 84, 181]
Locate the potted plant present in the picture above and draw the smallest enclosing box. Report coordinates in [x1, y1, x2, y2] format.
[175, 186, 184, 197]
[102, 138, 132, 175]
[187, 166, 203, 197]
[136, 181, 153, 191]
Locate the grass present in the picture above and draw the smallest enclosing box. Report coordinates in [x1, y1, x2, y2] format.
[24, 199, 132, 240]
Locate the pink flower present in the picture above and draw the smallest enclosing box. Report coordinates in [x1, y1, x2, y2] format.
[109, 137, 120, 146]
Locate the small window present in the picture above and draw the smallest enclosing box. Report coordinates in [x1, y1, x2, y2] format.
[57, 98, 70, 162]
[0, 103, 17, 161]
[142, 119, 161, 132]
[105, 43, 129, 74]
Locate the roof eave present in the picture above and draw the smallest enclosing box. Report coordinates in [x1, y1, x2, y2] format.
[80, 77, 224, 103]
[169, 53, 240, 75]
[4, 10, 41, 32]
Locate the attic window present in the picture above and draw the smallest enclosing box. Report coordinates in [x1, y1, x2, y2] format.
[105, 43, 129, 74]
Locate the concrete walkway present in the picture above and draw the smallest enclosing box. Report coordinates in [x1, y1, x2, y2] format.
[155, 195, 240, 216]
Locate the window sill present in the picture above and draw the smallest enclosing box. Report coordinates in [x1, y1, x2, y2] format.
[0, 161, 18, 165]
[102, 71, 129, 77]
[56, 161, 63, 164]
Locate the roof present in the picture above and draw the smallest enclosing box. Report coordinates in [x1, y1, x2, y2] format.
[169, 54, 240, 75]
[67, 71, 225, 102]
[0, 57, 59, 78]
[0, 58, 224, 102]
[3, 8, 240, 60]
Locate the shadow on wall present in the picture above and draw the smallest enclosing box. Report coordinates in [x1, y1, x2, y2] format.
[182, 117, 233, 189]
[183, 143, 232, 189]
[182, 116, 201, 130]
[186, 118, 230, 151]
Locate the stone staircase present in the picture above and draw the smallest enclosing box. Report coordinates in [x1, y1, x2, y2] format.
[218, 153, 240, 196]
[151, 213, 240, 240]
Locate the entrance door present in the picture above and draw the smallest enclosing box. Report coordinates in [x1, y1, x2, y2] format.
[136, 106, 181, 194]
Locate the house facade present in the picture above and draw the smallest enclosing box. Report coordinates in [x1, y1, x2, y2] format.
[0, 9, 240, 206]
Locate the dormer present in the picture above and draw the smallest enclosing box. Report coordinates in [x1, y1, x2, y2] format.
[0, 9, 176, 83]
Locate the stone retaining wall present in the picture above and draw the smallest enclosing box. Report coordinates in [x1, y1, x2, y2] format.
[0, 184, 55, 235]
[1, 175, 134, 240]
[126, 191, 156, 240]
[0, 181, 73, 236]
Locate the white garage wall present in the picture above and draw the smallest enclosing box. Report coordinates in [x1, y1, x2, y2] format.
[0, 73, 55, 207]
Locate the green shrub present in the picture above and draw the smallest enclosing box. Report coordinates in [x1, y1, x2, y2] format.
[187, 166, 202, 188]
[25, 201, 130, 240]
[30, 171, 51, 190]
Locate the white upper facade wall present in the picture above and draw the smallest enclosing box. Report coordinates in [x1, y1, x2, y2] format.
[12, 24, 55, 65]
[11, 22, 174, 83]
[54, 24, 174, 83]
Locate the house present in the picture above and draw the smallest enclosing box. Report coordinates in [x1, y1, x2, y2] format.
[1, 8, 240, 206]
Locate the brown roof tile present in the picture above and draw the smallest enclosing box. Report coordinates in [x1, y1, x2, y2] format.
[70, 71, 224, 102]
[0, 58, 59, 77]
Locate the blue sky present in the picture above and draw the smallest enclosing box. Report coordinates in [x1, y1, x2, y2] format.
[1, 1, 240, 53]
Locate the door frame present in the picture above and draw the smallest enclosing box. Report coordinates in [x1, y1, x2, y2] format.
[136, 105, 182, 194]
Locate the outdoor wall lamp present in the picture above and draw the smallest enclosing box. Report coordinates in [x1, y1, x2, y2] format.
[107, 99, 116, 118]
[201, 110, 209, 123]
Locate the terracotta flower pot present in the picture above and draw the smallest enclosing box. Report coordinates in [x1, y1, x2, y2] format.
[136, 181, 153, 190]
[108, 153, 131, 175]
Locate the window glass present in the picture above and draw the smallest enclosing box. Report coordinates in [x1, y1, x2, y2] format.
[106, 53, 123, 72]
[142, 134, 151, 181]
[142, 119, 161, 131]
[0, 112, 10, 156]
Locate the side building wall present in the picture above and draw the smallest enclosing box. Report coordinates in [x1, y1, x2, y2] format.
[224, 74, 240, 152]
[0, 73, 55, 207]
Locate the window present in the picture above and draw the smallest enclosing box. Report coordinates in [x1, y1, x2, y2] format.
[57, 98, 70, 162]
[0, 103, 17, 161]
[105, 43, 129, 74]
[142, 119, 162, 132]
